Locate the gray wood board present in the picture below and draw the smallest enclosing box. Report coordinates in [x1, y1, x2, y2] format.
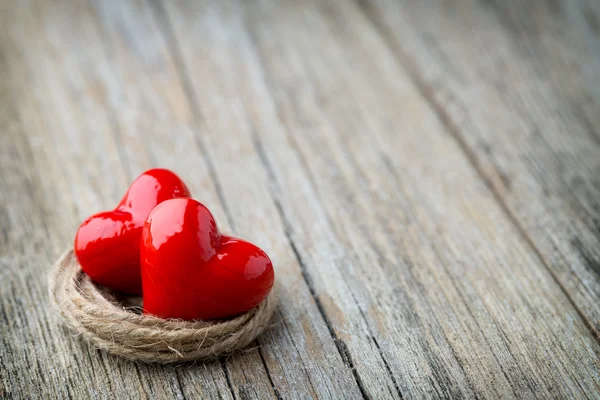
[360, 0, 600, 335]
[1, 0, 599, 398]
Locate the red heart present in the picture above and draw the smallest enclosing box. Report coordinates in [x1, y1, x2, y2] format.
[74, 169, 191, 294]
[140, 198, 275, 320]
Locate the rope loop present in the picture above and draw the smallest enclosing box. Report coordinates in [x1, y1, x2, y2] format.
[49, 250, 277, 363]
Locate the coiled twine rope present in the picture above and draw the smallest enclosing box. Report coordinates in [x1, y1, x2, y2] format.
[49, 249, 277, 364]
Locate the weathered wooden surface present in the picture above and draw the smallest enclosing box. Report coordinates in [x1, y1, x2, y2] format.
[360, 0, 600, 336]
[1, 0, 599, 399]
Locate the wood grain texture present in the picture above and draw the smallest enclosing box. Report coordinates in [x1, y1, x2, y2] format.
[0, 1, 233, 399]
[238, 1, 599, 397]
[1, 0, 599, 398]
[359, 0, 600, 335]
[1, 0, 359, 398]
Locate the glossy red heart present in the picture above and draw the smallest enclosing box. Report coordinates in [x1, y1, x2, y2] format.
[74, 169, 191, 294]
[141, 198, 275, 320]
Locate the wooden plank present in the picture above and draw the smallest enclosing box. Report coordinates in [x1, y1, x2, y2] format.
[359, 0, 600, 334]
[495, 0, 600, 104]
[0, 1, 232, 399]
[0, 9, 165, 400]
[151, 1, 366, 398]
[2, 0, 600, 398]
[0, 0, 363, 398]
[0, 19, 190, 400]
[162, 0, 600, 397]
[243, 0, 600, 397]
[158, 1, 396, 398]
[75, 0, 277, 395]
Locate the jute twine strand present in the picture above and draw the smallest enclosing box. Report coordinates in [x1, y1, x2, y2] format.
[49, 250, 277, 363]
